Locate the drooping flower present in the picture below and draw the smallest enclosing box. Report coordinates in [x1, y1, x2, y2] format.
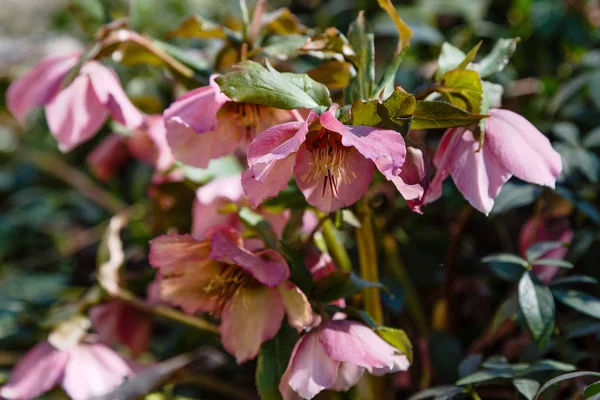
[163, 76, 296, 168]
[149, 226, 313, 363]
[243, 107, 407, 212]
[279, 320, 410, 400]
[7, 53, 145, 152]
[0, 339, 135, 400]
[391, 141, 431, 213]
[427, 109, 562, 215]
[519, 216, 573, 283]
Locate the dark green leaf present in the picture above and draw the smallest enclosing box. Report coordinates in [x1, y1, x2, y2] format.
[456, 369, 514, 386]
[440, 69, 484, 113]
[482, 253, 529, 267]
[530, 259, 573, 269]
[238, 207, 278, 249]
[490, 183, 541, 215]
[521, 359, 576, 375]
[475, 38, 519, 78]
[535, 371, 600, 399]
[312, 271, 384, 302]
[406, 386, 463, 400]
[482, 356, 511, 370]
[262, 35, 308, 61]
[553, 122, 581, 146]
[576, 150, 600, 183]
[513, 379, 540, 400]
[436, 42, 466, 78]
[374, 327, 413, 364]
[551, 275, 598, 287]
[458, 354, 483, 378]
[584, 381, 600, 398]
[381, 87, 417, 121]
[256, 324, 298, 400]
[526, 241, 568, 262]
[215, 60, 331, 109]
[345, 11, 375, 102]
[429, 331, 463, 383]
[583, 126, 600, 149]
[412, 101, 487, 129]
[483, 254, 528, 282]
[351, 99, 382, 126]
[518, 272, 555, 348]
[552, 289, 600, 320]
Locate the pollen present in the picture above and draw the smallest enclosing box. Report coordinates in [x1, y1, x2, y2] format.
[204, 264, 256, 316]
[301, 129, 357, 198]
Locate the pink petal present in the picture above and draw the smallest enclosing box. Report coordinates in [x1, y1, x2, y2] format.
[280, 330, 340, 400]
[220, 287, 285, 363]
[7, 53, 79, 124]
[0, 341, 68, 400]
[209, 229, 290, 287]
[145, 115, 174, 171]
[279, 282, 314, 330]
[319, 320, 409, 373]
[87, 134, 130, 181]
[85, 62, 144, 130]
[330, 363, 365, 391]
[163, 86, 221, 134]
[391, 145, 430, 213]
[242, 155, 296, 207]
[485, 109, 562, 188]
[62, 343, 135, 400]
[149, 234, 221, 313]
[319, 111, 406, 179]
[294, 145, 374, 212]
[45, 74, 109, 152]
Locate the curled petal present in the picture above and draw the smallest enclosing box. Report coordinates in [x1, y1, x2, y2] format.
[330, 363, 365, 392]
[220, 287, 285, 363]
[7, 53, 79, 124]
[279, 282, 314, 330]
[391, 146, 430, 213]
[163, 86, 221, 134]
[242, 155, 296, 207]
[209, 230, 289, 287]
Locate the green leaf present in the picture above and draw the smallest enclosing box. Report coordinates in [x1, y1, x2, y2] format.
[351, 98, 381, 126]
[518, 272, 555, 348]
[456, 369, 514, 385]
[440, 69, 484, 113]
[482, 253, 530, 267]
[153, 40, 211, 75]
[458, 354, 483, 378]
[514, 379, 540, 400]
[457, 41, 482, 70]
[381, 87, 417, 122]
[535, 371, 600, 399]
[300, 28, 356, 62]
[553, 122, 581, 147]
[312, 271, 384, 302]
[412, 101, 487, 129]
[530, 259, 574, 269]
[345, 11, 375, 102]
[261, 35, 308, 61]
[552, 289, 600, 320]
[482, 253, 529, 282]
[406, 386, 463, 400]
[374, 327, 413, 364]
[279, 242, 313, 294]
[475, 38, 519, 78]
[490, 183, 541, 215]
[68, 0, 106, 36]
[551, 275, 598, 286]
[585, 381, 600, 398]
[256, 324, 298, 400]
[215, 60, 331, 109]
[526, 241, 567, 261]
[437, 42, 467, 78]
[583, 126, 600, 149]
[238, 207, 278, 249]
[522, 359, 576, 375]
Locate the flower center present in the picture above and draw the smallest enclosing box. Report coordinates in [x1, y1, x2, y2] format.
[204, 264, 256, 316]
[302, 128, 356, 198]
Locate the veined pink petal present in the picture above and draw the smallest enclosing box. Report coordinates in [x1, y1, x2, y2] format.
[279, 282, 314, 330]
[62, 342, 135, 400]
[149, 234, 221, 313]
[85, 62, 144, 130]
[330, 363, 365, 391]
[220, 287, 285, 363]
[163, 86, 221, 134]
[485, 109, 562, 188]
[87, 134, 129, 181]
[209, 230, 289, 287]
[7, 53, 80, 124]
[0, 341, 68, 400]
[247, 118, 313, 168]
[280, 330, 340, 400]
[320, 111, 406, 179]
[294, 145, 374, 212]
[242, 155, 296, 207]
[319, 320, 409, 372]
[45, 74, 109, 152]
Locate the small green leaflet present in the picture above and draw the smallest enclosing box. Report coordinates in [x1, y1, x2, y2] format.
[518, 272, 555, 349]
[412, 101, 487, 129]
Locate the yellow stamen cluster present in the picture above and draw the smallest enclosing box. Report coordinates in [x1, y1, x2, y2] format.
[236, 104, 263, 143]
[204, 264, 255, 316]
[301, 141, 356, 198]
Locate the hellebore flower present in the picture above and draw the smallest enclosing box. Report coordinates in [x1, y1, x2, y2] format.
[243, 107, 407, 212]
[279, 320, 410, 400]
[7, 53, 144, 152]
[519, 216, 573, 283]
[149, 226, 312, 363]
[391, 142, 431, 213]
[427, 109, 562, 215]
[0, 339, 135, 400]
[163, 76, 296, 168]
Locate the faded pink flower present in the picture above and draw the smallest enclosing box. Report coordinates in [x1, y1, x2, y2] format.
[87, 134, 130, 181]
[149, 226, 312, 363]
[128, 114, 174, 172]
[0, 340, 135, 400]
[279, 320, 410, 399]
[519, 216, 573, 283]
[391, 143, 430, 213]
[7, 53, 144, 152]
[163, 76, 296, 168]
[243, 107, 407, 212]
[427, 109, 562, 215]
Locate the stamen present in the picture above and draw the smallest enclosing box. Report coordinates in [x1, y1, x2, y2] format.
[236, 104, 262, 143]
[204, 264, 255, 316]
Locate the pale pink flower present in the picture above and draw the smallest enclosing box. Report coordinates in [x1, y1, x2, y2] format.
[391, 143, 430, 213]
[519, 216, 573, 283]
[0, 340, 135, 400]
[279, 320, 410, 400]
[87, 134, 130, 181]
[163, 76, 295, 168]
[243, 107, 407, 212]
[149, 226, 313, 363]
[6, 53, 144, 152]
[427, 109, 562, 215]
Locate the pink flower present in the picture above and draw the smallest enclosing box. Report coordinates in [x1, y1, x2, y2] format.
[163, 76, 295, 168]
[391, 142, 431, 213]
[242, 107, 407, 212]
[0, 340, 135, 400]
[6, 53, 144, 152]
[519, 216, 573, 283]
[279, 320, 410, 399]
[427, 109, 562, 215]
[87, 134, 130, 181]
[128, 114, 174, 172]
[149, 226, 313, 363]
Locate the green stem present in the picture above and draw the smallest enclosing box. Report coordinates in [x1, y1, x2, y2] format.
[319, 212, 352, 273]
[382, 235, 429, 336]
[356, 199, 383, 325]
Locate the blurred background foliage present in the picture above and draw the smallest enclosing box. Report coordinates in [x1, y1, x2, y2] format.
[1, 0, 600, 399]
